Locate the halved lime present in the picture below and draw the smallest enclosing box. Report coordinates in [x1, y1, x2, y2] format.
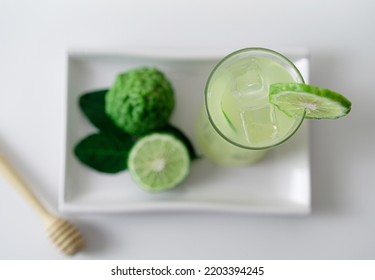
[269, 83, 352, 119]
[127, 133, 190, 192]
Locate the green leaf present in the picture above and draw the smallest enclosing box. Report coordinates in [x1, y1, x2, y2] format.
[79, 89, 124, 134]
[76, 89, 198, 175]
[74, 132, 135, 173]
[154, 124, 200, 160]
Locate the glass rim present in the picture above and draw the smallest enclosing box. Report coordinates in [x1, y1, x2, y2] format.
[204, 47, 306, 150]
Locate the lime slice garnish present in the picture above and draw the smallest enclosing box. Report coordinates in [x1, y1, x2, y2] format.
[128, 133, 190, 192]
[269, 83, 352, 119]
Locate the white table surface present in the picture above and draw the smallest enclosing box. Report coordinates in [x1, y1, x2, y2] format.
[1, 0, 374, 259]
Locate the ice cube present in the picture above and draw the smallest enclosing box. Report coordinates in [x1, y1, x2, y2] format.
[231, 61, 267, 107]
[240, 105, 279, 144]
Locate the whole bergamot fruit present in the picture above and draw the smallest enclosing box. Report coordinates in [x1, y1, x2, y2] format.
[105, 67, 175, 135]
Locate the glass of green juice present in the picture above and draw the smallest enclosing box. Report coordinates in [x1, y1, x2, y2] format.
[194, 48, 305, 166]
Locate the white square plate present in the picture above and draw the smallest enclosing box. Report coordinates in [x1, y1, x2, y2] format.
[61, 48, 310, 214]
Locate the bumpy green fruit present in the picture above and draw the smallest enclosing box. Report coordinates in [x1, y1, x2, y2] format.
[105, 67, 175, 135]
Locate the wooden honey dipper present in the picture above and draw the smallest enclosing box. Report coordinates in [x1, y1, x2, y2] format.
[0, 154, 84, 255]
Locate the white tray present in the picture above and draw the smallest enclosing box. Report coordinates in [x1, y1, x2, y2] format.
[61, 49, 310, 214]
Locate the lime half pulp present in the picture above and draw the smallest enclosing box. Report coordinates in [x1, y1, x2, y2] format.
[269, 83, 352, 119]
[127, 133, 190, 192]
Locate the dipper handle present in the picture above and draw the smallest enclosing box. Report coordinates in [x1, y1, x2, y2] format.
[0, 154, 52, 220]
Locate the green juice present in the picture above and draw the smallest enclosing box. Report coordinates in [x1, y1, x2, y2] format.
[195, 106, 268, 166]
[195, 48, 304, 166]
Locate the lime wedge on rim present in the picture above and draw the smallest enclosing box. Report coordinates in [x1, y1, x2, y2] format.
[128, 133, 190, 192]
[269, 83, 352, 119]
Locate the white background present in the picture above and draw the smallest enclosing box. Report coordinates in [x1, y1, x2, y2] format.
[0, 0, 374, 259]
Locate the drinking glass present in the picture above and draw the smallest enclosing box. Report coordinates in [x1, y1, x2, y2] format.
[195, 48, 305, 166]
